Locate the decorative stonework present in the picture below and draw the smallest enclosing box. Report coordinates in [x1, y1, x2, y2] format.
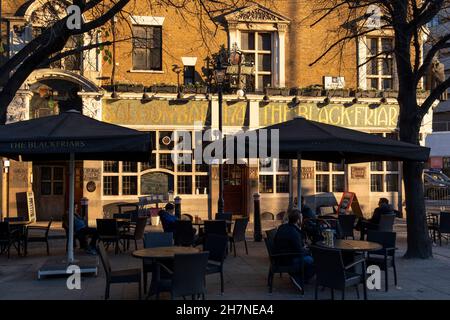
[82, 95, 103, 120]
[7, 91, 31, 124]
[225, 5, 290, 24]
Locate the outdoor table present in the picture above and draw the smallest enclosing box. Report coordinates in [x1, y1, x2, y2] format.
[317, 239, 382, 252]
[132, 246, 200, 298]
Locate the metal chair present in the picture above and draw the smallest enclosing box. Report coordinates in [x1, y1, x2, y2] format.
[228, 217, 249, 257]
[261, 212, 275, 221]
[311, 245, 367, 300]
[0, 222, 20, 258]
[366, 230, 398, 292]
[142, 232, 174, 294]
[215, 212, 232, 221]
[120, 217, 147, 251]
[204, 234, 228, 294]
[96, 219, 120, 254]
[181, 214, 193, 221]
[437, 212, 450, 246]
[24, 218, 53, 256]
[97, 242, 142, 300]
[338, 214, 356, 239]
[264, 230, 304, 294]
[174, 220, 196, 247]
[156, 252, 209, 300]
[378, 214, 396, 232]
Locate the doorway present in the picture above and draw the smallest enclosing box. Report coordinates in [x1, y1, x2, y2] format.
[223, 164, 248, 216]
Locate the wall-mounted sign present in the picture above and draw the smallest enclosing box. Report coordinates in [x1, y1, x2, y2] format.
[324, 76, 345, 89]
[351, 167, 367, 179]
[83, 168, 101, 181]
[302, 167, 315, 179]
[86, 181, 96, 192]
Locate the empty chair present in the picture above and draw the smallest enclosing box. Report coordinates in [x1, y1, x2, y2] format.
[24, 218, 53, 256]
[142, 232, 174, 294]
[261, 212, 275, 221]
[366, 231, 398, 292]
[264, 230, 303, 294]
[378, 214, 396, 232]
[204, 234, 228, 294]
[120, 217, 147, 250]
[0, 222, 20, 258]
[96, 219, 120, 254]
[204, 220, 227, 236]
[311, 245, 367, 300]
[229, 218, 249, 257]
[173, 220, 195, 247]
[437, 212, 450, 246]
[156, 252, 209, 300]
[338, 215, 356, 239]
[215, 212, 232, 221]
[97, 242, 141, 300]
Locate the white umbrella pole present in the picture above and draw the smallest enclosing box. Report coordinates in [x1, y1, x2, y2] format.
[297, 153, 302, 209]
[68, 152, 75, 264]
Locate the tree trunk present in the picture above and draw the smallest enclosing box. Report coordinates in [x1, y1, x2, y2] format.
[403, 160, 433, 258]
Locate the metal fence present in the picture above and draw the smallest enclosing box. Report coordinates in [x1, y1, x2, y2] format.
[425, 187, 450, 211]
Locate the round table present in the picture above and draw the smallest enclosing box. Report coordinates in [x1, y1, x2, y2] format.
[8, 220, 32, 226]
[132, 246, 200, 259]
[132, 246, 201, 299]
[317, 239, 382, 252]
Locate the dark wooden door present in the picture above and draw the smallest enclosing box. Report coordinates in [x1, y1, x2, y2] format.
[223, 164, 247, 215]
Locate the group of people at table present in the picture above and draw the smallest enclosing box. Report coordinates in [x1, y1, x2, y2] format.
[272, 196, 395, 293]
[63, 196, 395, 294]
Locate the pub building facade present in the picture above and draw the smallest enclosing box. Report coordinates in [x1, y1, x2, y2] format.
[0, 1, 434, 223]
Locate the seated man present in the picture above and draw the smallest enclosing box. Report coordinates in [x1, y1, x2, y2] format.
[274, 209, 315, 293]
[159, 203, 178, 233]
[63, 203, 98, 254]
[356, 197, 394, 240]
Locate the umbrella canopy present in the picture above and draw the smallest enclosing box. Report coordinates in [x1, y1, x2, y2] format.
[0, 110, 152, 264]
[0, 110, 152, 161]
[228, 116, 429, 163]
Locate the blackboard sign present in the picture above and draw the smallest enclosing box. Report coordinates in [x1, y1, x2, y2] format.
[338, 191, 363, 218]
[27, 191, 36, 222]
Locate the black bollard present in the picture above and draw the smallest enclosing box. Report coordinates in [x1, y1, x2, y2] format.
[80, 197, 89, 223]
[174, 196, 182, 219]
[253, 193, 262, 242]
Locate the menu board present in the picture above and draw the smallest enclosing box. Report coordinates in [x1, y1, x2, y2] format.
[338, 192, 363, 217]
[27, 192, 36, 222]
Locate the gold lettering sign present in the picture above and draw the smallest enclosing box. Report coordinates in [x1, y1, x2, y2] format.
[259, 103, 399, 128]
[302, 167, 315, 179]
[10, 141, 86, 149]
[351, 167, 367, 179]
[102, 99, 210, 125]
[223, 102, 248, 126]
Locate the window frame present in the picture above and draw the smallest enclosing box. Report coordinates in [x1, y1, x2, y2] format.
[258, 159, 289, 194]
[132, 25, 163, 71]
[315, 162, 345, 193]
[365, 36, 394, 90]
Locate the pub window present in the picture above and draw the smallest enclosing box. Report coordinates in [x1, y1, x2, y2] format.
[365, 37, 394, 90]
[195, 175, 209, 195]
[241, 31, 273, 91]
[177, 154, 192, 172]
[132, 25, 162, 71]
[259, 175, 274, 193]
[259, 159, 289, 193]
[103, 176, 119, 195]
[122, 161, 138, 173]
[184, 66, 195, 85]
[159, 131, 174, 150]
[104, 161, 119, 173]
[315, 162, 345, 193]
[41, 167, 64, 196]
[122, 176, 138, 195]
[159, 154, 174, 171]
[370, 133, 399, 192]
[177, 175, 192, 194]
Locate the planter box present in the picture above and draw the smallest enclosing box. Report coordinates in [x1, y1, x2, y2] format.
[128, 84, 144, 93]
[183, 86, 208, 94]
[355, 90, 378, 98]
[183, 87, 197, 94]
[302, 88, 324, 97]
[289, 88, 302, 96]
[326, 89, 350, 97]
[196, 86, 208, 94]
[417, 91, 429, 99]
[150, 85, 178, 93]
[115, 84, 129, 92]
[382, 91, 398, 98]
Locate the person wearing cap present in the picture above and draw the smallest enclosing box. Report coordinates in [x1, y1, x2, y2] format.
[158, 202, 178, 233]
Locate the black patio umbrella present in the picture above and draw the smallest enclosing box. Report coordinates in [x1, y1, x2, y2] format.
[226, 116, 430, 208]
[0, 110, 152, 263]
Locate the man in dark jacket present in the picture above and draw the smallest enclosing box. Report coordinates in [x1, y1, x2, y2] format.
[159, 203, 178, 233]
[274, 209, 314, 293]
[357, 198, 394, 239]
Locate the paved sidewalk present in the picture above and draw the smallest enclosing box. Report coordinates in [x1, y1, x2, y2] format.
[0, 220, 450, 300]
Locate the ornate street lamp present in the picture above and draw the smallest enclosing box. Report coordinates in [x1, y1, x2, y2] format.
[214, 68, 226, 215]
